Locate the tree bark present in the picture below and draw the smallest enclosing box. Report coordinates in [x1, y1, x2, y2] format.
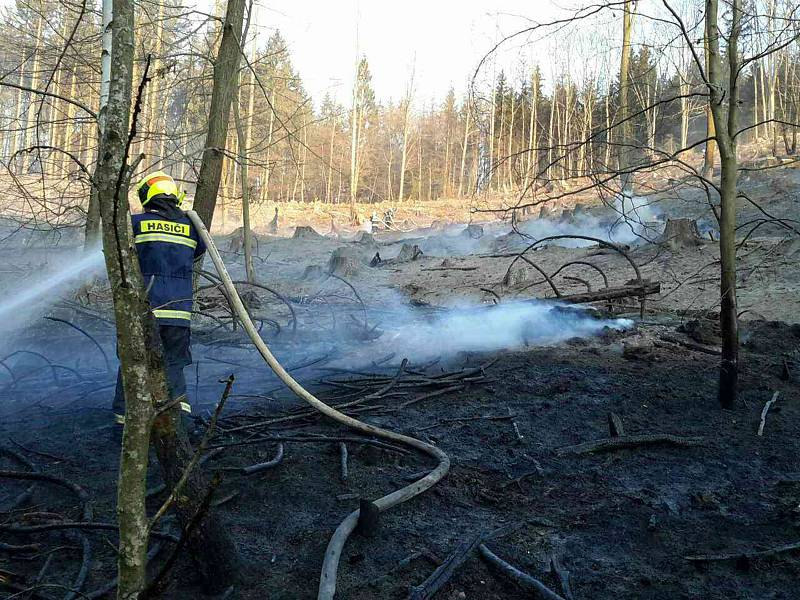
[83, 0, 113, 250]
[92, 0, 156, 595]
[95, 10, 240, 599]
[457, 99, 470, 197]
[398, 66, 414, 201]
[618, 0, 635, 194]
[191, 0, 246, 231]
[20, 8, 44, 175]
[701, 36, 717, 179]
[233, 96, 255, 283]
[705, 0, 741, 409]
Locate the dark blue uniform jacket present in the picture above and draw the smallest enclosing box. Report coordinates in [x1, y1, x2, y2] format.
[131, 205, 206, 327]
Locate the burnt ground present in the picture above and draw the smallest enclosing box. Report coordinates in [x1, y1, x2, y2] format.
[1, 315, 799, 600]
[2, 165, 800, 599]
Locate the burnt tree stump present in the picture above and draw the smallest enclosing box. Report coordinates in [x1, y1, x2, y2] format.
[463, 224, 484, 239]
[293, 225, 322, 240]
[327, 246, 363, 276]
[659, 218, 702, 250]
[268, 207, 279, 234]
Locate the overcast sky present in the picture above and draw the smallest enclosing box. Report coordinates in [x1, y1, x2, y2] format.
[249, 0, 571, 106]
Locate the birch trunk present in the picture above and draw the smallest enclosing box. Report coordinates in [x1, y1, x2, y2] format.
[92, 0, 154, 593]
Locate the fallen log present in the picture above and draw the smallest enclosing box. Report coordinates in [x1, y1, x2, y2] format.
[555, 434, 704, 456]
[408, 534, 482, 600]
[546, 281, 660, 304]
[686, 540, 800, 562]
[478, 544, 565, 600]
[657, 334, 721, 356]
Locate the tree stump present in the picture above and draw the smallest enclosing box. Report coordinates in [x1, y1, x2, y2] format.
[268, 207, 279, 234]
[354, 231, 376, 244]
[293, 225, 322, 240]
[302, 265, 326, 280]
[558, 209, 574, 223]
[522, 204, 541, 219]
[659, 218, 702, 250]
[463, 224, 484, 239]
[227, 226, 256, 253]
[327, 246, 363, 276]
[539, 204, 558, 220]
[502, 264, 536, 286]
[397, 243, 423, 262]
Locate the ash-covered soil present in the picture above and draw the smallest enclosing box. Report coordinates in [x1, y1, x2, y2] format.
[1, 168, 800, 599]
[1, 318, 799, 599]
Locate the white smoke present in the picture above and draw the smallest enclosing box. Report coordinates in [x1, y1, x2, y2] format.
[517, 195, 663, 248]
[374, 300, 633, 361]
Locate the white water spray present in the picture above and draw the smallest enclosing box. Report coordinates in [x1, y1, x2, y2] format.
[0, 248, 105, 326]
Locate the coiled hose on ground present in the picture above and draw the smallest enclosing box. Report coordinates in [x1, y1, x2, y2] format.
[187, 210, 451, 599]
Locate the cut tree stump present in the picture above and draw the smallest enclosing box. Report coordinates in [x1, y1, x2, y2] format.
[659, 218, 703, 250]
[293, 225, 322, 240]
[354, 231, 375, 244]
[397, 243, 423, 262]
[463, 224, 484, 239]
[268, 207, 279, 234]
[327, 247, 364, 276]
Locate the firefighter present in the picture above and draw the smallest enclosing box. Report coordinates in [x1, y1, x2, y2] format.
[112, 170, 206, 436]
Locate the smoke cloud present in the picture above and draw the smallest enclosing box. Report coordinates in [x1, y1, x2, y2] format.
[371, 299, 633, 362]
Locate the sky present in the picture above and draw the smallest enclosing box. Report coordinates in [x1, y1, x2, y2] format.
[248, 0, 570, 106]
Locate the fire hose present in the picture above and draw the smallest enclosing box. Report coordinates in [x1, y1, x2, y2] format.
[186, 210, 451, 600]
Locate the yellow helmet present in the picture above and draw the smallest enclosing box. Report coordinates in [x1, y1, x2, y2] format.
[136, 171, 182, 207]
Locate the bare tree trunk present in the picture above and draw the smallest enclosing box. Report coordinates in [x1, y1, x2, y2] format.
[619, 0, 635, 194]
[60, 66, 78, 174]
[326, 116, 336, 202]
[767, 0, 778, 156]
[523, 70, 539, 191]
[563, 82, 573, 178]
[191, 0, 246, 231]
[300, 115, 307, 202]
[84, 0, 113, 249]
[9, 47, 27, 161]
[20, 9, 44, 174]
[605, 83, 612, 167]
[261, 88, 276, 204]
[349, 58, 360, 208]
[398, 63, 414, 201]
[752, 64, 760, 141]
[680, 79, 690, 149]
[705, 0, 741, 409]
[92, 1, 154, 594]
[457, 100, 470, 197]
[498, 87, 506, 190]
[488, 71, 496, 190]
[702, 36, 717, 179]
[96, 13, 240, 600]
[507, 90, 515, 189]
[547, 91, 555, 180]
[144, 0, 166, 167]
[233, 95, 255, 283]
